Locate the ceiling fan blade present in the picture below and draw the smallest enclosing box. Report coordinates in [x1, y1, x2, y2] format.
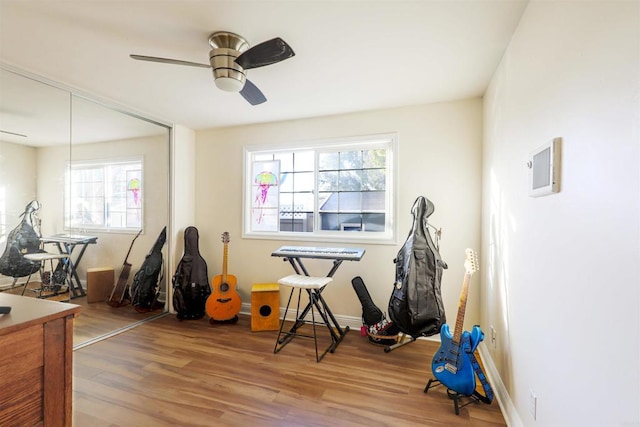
[235, 37, 295, 70]
[130, 54, 211, 68]
[0, 130, 27, 137]
[239, 79, 267, 105]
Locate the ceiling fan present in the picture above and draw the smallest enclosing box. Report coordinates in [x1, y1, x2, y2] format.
[130, 31, 295, 106]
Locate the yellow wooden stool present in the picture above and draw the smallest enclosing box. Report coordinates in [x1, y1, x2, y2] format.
[86, 267, 114, 303]
[251, 283, 280, 331]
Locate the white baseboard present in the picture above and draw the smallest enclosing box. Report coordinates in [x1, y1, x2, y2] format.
[239, 302, 443, 344]
[0, 277, 15, 287]
[478, 342, 522, 427]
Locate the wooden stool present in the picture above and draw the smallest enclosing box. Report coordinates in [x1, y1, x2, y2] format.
[251, 283, 280, 331]
[274, 274, 335, 362]
[86, 267, 114, 303]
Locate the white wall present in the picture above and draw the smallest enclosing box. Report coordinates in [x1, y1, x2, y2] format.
[482, 1, 639, 426]
[170, 124, 197, 302]
[195, 99, 483, 329]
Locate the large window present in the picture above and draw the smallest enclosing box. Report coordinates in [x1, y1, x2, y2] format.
[64, 158, 143, 231]
[244, 134, 397, 243]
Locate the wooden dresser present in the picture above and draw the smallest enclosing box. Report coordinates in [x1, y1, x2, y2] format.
[0, 293, 80, 427]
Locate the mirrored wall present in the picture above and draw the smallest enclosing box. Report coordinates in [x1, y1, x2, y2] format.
[0, 66, 171, 347]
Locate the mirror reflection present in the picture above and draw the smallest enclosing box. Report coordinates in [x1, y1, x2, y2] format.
[0, 67, 170, 347]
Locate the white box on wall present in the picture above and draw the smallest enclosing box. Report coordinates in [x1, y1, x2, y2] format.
[528, 137, 562, 197]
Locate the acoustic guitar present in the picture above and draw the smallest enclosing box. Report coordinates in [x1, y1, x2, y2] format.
[107, 229, 142, 307]
[206, 232, 241, 322]
[432, 248, 482, 396]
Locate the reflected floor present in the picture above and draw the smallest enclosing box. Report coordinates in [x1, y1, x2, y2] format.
[0, 280, 165, 346]
[72, 296, 166, 347]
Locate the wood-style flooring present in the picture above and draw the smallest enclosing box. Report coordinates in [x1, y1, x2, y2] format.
[73, 314, 506, 427]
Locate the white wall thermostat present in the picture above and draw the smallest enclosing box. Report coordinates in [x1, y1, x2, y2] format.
[527, 137, 561, 197]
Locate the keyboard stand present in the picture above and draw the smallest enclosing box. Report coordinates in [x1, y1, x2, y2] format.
[272, 246, 366, 358]
[41, 234, 98, 299]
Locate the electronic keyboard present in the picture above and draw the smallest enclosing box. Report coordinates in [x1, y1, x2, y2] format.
[41, 234, 98, 245]
[272, 246, 366, 261]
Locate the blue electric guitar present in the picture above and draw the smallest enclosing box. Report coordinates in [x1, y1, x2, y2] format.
[432, 248, 482, 396]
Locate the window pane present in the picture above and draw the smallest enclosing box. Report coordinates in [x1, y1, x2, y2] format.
[293, 172, 314, 192]
[362, 149, 387, 168]
[126, 211, 141, 228]
[338, 170, 362, 191]
[362, 191, 386, 212]
[292, 192, 314, 212]
[279, 192, 293, 210]
[293, 151, 314, 172]
[253, 208, 279, 231]
[339, 214, 363, 231]
[362, 213, 385, 232]
[319, 152, 339, 170]
[319, 213, 339, 231]
[337, 192, 362, 212]
[275, 152, 293, 172]
[361, 169, 386, 191]
[279, 172, 293, 192]
[318, 171, 338, 191]
[340, 151, 362, 169]
[280, 193, 313, 232]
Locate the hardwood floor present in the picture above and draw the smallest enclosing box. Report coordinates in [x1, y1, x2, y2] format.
[73, 314, 506, 426]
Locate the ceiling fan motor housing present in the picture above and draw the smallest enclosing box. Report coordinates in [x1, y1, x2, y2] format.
[208, 31, 250, 92]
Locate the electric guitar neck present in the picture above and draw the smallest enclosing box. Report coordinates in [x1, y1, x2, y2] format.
[107, 229, 142, 307]
[431, 248, 481, 396]
[451, 261, 473, 346]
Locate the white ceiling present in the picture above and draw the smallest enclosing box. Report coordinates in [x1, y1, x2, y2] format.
[0, 0, 528, 132]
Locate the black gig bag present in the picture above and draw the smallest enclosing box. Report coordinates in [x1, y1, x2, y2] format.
[388, 196, 447, 338]
[172, 226, 211, 320]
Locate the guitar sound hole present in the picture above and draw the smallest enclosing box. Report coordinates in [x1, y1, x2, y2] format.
[220, 283, 229, 292]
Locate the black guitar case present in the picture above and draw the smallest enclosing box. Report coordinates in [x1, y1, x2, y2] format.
[351, 276, 400, 345]
[172, 226, 211, 320]
[0, 200, 44, 279]
[131, 226, 166, 313]
[388, 196, 447, 338]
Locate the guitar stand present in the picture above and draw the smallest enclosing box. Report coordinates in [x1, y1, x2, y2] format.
[383, 332, 416, 353]
[424, 378, 487, 415]
[209, 315, 239, 324]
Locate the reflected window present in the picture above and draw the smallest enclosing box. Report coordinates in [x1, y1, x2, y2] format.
[65, 158, 143, 231]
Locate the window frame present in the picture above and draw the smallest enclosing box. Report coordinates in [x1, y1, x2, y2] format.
[64, 156, 144, 233]
[243, 133, 398, 245]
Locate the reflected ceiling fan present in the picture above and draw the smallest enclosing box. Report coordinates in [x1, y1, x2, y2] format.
[130, 31, 295, 106]
[0, 130, 27, 138]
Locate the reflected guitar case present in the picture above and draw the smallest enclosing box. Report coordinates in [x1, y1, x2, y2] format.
[0, 200, 44, 279]
[131, 226, 167, 313]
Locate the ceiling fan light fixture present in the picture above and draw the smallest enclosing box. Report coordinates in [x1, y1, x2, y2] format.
[130, 30, 292, 105]
[209, 45, 246, 92]
[215, 75, 245, 92]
